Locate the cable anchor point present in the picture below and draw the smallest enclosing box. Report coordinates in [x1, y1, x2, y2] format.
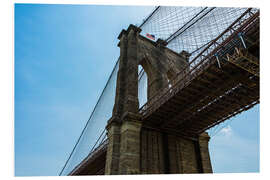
[215, 53, 221, 69]
[238, 32, 247, 49]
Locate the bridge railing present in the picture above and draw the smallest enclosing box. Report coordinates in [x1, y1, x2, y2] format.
[139, 8, 259, 119]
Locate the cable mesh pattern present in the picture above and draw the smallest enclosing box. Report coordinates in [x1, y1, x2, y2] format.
[60, 60, 119, 175]
[60, 6, 258, 175]
[140, 7, 248, 60]
[141, 6, 206, 41]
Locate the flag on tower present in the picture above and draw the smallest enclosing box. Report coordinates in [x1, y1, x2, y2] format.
[146, 33, 155, 40]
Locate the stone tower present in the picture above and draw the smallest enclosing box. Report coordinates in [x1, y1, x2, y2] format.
[105, 24, 212, 175]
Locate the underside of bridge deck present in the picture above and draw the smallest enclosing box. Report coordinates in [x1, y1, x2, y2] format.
[142, 53, 259, 137]
[141, 12, 259, 138]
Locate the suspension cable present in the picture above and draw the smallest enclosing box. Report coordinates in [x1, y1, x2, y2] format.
[59, 59, 119, 175]
[139, 6, 160, 28]
[167, 7, 216, 44]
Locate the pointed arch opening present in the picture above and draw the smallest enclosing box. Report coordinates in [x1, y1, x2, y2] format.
[138, 65, 148, 108]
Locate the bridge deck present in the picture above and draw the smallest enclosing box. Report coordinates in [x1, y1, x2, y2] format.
[140, 9, 259, 137]
[142, 52, 259, 136]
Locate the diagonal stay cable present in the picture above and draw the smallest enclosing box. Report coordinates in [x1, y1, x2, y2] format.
[139, 6, 160, 28]
[139, 8, 255, 115]
[165, 7, 208, 42]
[59, 58, 120, 175]
[166, 7, 216, 44]
[190, 40, 213, 55]
[60, 7, 156, 172]
[67, 129, 108, 175]
[88, 128, 106, 154]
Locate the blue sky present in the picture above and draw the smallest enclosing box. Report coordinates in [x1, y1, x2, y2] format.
[14, 4, 259, 176]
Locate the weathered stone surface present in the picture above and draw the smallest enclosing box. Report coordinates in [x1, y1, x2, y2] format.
[119, 119, 142, 174]
[105, 121, 121, 175]
[198, 132, 213, 173]
[136, 35, 189, 100]
[105, 24, 212, 175]
[178, 137, 199, 173]
[139, 128, 212, 174]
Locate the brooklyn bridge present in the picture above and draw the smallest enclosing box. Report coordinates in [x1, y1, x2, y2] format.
[59, 6, 259, 175]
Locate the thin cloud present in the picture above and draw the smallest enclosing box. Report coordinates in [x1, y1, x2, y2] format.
[209, 124, 259, 173]
[219, 125, 233, 137]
